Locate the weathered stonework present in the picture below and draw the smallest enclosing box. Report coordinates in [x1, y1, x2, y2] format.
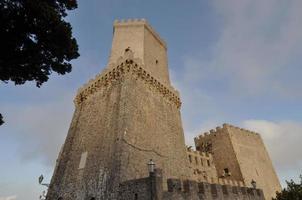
[118, 169, 265, 200]
[186, 149, 218, 183]
[194, 124, 281, 199]
[46, 19, 190, 200]
[46, 19, 281, 200]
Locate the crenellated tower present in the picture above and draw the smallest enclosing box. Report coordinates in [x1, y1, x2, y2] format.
[194, 124, 281, 200]
[46, 19, 190, 200]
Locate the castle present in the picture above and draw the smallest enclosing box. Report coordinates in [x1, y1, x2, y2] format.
[46, 19, 281, 200]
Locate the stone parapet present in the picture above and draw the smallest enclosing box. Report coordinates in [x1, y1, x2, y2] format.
[194, 123, 260, 142]
[74, 57, 181, 109]
[118, 169, 265, 200]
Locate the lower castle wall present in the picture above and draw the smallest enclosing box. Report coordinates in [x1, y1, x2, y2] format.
[118, 169, 265, 200]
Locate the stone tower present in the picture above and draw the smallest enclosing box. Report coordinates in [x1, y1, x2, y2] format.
[46, 19, 190, 200]
[194, 124, 281, 200]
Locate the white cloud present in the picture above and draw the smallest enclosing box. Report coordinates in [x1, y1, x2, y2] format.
[182, 0, 302, 98]
[1, 92, 74, 167]
[0, 195, 17, 200]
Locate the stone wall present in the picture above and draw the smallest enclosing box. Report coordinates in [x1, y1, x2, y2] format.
[194, 126, 244, 182]
[186, 149, 218, 183]
[46, 56, 190, 200]
[109, 19, 170, 85]
[194, 124, 281, 199]
[46, 19, 280, 200]
[118, 169, 265, 200]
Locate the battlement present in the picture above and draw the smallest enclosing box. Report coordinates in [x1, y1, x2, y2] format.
[194, 123, 260, 141]
[186, 148, 211, 158]
[118, 169, 264, 200]
[74, 50, 181, 108]
[165, 179, 263, 200]
[113, 18, 167, 49]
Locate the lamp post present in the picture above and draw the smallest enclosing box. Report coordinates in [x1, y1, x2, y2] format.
[251, 179, 257, 189]
[148, 159, 155, 174]
[38, 174, 50, 187]
[38, 174, 50, 200]
[148, 159, 156, 200]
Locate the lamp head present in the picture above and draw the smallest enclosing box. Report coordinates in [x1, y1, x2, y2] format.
[251, 179, 257, 189]
[39, 175, 44, 184]
[147, 159, 155, 173]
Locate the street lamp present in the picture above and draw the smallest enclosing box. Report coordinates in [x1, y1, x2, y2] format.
[38, 174, 50, 187]
[148, 159, 155, 173]
[251, 179, 257, 189]
[38, 175, 50, 200]
[147, 159, 156, 200]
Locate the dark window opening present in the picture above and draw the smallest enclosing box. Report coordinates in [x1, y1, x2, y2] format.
[189, 155, 192, 163]
[224, 168, 229, 174]
[58, 198, 63, 200]
[134, 193, 138, 200]
[90, 198, 96, 200]
[207, 160, 210, 167]
[155, 60, 158, 64]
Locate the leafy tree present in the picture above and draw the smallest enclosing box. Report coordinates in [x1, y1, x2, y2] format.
[273, 175, 302, 200]
[0, 0, 79, 125]
[0, 113, 4, 125]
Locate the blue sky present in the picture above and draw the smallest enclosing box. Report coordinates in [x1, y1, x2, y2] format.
[1, 0, 302, 199]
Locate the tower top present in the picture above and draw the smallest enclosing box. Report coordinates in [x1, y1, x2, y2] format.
[113, 19, 167, 49]
[108, 19, 171, 85]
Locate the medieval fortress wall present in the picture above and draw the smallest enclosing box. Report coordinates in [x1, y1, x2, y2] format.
[46, 19, 281, 200]
[195, 124, 281, 200]
[47, 19, 190, 200]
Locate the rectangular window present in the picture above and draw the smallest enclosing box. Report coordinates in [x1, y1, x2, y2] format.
[78, 151, 88, 169]
[189, 155, 192, 163]
[207, 160, 210, 167]
[195, 157, 198, 165]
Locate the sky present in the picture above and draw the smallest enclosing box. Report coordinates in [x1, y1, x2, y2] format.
[1, 0, 302, 199]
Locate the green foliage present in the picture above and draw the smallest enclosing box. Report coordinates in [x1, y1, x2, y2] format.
[0, 0, 79, 87]
[0, 113, 4, 125]
[273, 175, 302, 200]
[0, 0, 79, 126]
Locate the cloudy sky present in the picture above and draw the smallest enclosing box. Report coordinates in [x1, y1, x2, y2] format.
[1, 0, 302, 199]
